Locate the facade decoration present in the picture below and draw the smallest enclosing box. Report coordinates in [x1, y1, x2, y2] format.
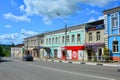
[103, 6, 120, 61]
[85, 20, 105, 61]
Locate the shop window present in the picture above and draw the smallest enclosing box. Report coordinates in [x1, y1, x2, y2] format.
[96, 32, 100, 41]
[89, 33, 92, 41]
[112, 40, 119, 53]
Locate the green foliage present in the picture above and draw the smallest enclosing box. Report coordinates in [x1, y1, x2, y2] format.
[0, 45, 11, 57]
[0, 46, 4, 56]
[103, 47, 110, 62]
[11, 43, 15, 47]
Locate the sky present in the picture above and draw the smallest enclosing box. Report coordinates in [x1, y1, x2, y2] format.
[0, 0, 120, 45]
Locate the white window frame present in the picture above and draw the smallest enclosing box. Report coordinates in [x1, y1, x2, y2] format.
[96, 32, 100, 41]
[89, 33, 92, 42]
[77, 34, 80, 42]
[112, 40, 119, 53]
[111, 13, 118, 28]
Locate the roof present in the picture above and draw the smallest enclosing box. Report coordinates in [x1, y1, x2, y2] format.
[24, 19, 104, 39]
[15, 44, 24, 47]
[103, 6, 120, 14]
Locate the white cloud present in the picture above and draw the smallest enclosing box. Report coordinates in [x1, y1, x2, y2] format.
[0, 29, 38, 44]
[20, 0, 116, 24]
[90, 10, 99, 15]
[4, 13, 31, 22]
[86, 8, 99, 15]
[98, 16, 104, 20]
[21, 29, 38, 36]
[20, 5, 25, 11]
[5, 25, 12, 28]
[4, 0, 117, 24]
[79, 0, 118, 7]
[88, 17, 96, 22]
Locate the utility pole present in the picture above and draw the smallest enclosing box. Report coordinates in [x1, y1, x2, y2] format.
[57, 13, 67, 60]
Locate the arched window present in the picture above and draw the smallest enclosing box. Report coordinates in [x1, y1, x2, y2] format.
[112, 40, 118, 53]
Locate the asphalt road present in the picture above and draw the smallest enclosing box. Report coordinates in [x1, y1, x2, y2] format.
[0, 57, 120, 80]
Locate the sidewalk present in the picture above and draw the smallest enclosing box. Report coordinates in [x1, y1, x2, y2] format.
[38, 58, 120, 67]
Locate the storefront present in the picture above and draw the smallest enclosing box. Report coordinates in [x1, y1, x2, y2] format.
[62, 46, 85, 60]
[84, 43, 104, 61]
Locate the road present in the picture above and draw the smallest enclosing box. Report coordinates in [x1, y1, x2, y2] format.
[0, 57, 119, 80]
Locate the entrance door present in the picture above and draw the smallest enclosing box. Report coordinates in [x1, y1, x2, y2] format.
[87, 50, 92, 61]
[98, 48, 102, 60]
[62, 50, 66, 60]
[54, 49, 57, 58]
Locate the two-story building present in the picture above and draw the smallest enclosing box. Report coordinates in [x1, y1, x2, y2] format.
[103, 6, 120, 61]
[84, 20, 105, 61]
[24, 35, 40, 58]
[44, 24, 86, 60]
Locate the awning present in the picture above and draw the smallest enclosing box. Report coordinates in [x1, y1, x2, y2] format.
[84, 43, 104, 47]
[38, 46, 44, 49]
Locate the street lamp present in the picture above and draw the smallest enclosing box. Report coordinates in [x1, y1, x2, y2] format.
[57, 13, 67, 60]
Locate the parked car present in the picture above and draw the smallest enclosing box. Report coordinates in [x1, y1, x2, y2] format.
[22, 55, 33, 61]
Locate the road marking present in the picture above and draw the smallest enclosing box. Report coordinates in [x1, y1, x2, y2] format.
[26, 63, 116, 80]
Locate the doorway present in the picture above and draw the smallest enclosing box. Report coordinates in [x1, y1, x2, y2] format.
[87, 50, 92, 61]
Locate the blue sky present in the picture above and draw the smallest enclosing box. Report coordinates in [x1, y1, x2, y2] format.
[0, 0, 120, 45]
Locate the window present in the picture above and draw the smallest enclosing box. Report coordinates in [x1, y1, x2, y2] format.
[58, 36, 61, 44]
[72, 35, 75, 42]
[52, 38, 54, 44]
[41, 39, 44, 44]
[66, 35, 69, 43]
[111, 14, 118, 28]
[112, 40, 119, 52]
[46, 38, 48, 44]
[96, 32, 100, 41]
[77, 34, 80, 42]
[62, 36, 64, 43]
[89, 33, 92, 41]
[56, 37, 58, 44]
[49, 38, 51, 44]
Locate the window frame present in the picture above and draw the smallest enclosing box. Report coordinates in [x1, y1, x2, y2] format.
[112, 40, 119, 53]
[111, 13, 118, 28]
[77, 34, 80, 42]
[89, 33, 92, 42]
[71, 34, 75, 43]
[96, 31, 100, 41]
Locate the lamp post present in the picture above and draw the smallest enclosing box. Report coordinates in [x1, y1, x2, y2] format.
[57, 13, 67, 60]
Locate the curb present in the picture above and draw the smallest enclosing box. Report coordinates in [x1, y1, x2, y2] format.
[41, 59, 119, 67]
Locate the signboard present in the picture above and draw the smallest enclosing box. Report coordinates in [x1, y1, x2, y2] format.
[72, 50, 78, 60]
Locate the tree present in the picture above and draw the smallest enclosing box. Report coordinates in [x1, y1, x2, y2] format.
[0, 45, 10, 57]
[11, 43, 15, 47]
[103, 47, 110, 62]
[0, 46, 4, 56]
